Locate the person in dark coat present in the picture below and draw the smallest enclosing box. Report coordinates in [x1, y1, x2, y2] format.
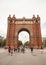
[18, 47, 20, 52]
[10, 48, 13, 56]
[14, 47, 15, 53]
[30, 46, 33, 53]
[8, 46, 11, 54]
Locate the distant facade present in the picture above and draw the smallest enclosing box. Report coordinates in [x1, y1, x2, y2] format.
[42, 37, 46, 47]
[6, 15, 42, 49]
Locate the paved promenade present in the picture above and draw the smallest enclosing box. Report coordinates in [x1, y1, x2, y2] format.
[0, 48, 46, 65]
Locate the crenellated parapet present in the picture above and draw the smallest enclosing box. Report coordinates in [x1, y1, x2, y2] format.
[8, 15, 16, 23]
[36, 15, 40, 23]
[8, 15, 11, 21]
[32, 15, 36, 21]
[12, 15, 16, 20]
[8, 14, 40, 24]
[12, 15, 16, 23]
[37, 15, 40, 21]
[32, 15, 40, 23]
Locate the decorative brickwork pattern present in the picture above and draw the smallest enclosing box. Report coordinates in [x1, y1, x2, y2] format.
[6, 15, 42, 49]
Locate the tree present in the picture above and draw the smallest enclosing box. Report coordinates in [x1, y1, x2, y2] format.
[44, 40, 46, 47]
[18, 40, 23, 46]
[0, 38, 6, 47]
[0, 39, 3, 47]
[24, 41, 30, 46]
[3, 39, 6, 46]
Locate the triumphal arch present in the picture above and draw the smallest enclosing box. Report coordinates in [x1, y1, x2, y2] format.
[6, 15, 42, 49]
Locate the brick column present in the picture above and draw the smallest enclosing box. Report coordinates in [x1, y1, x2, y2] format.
[10, 15, 16, 49]
[6, 15, 11, 48]
[31, 15, 37, 48]
[36, 15, 42, 48]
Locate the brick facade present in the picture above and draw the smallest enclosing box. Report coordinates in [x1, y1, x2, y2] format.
[6, 15, 42, 49]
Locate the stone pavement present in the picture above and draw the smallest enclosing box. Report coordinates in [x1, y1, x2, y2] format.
[0, 48, 46, 65]
[0, 48, 7, 53]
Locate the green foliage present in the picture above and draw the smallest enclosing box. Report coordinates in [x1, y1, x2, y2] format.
[44, 40, 46, 47]
[42, 40, 46, 48]
[18, 40, 23, 46]
[0, 39, 3, 47]
[24, 41, 30, 46]
[3, 39, 6, 46]
[0, 38, 6, 47]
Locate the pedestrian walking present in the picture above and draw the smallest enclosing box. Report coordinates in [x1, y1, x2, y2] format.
[8, 46, 11, 55]
[22, 47, 25, 53]
[41, 46, 43, 54]
[10, 48, 13, 56]
[14, 47, 15, 53]
[18, 47, 20, 52]
[30, 46, 33, 53]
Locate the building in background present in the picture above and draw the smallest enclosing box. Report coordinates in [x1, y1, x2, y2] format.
[42, 37, 46, 47]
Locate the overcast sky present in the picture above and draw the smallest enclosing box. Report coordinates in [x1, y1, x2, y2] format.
[18, 31, 29, 44]
[0, 0, 46, 40]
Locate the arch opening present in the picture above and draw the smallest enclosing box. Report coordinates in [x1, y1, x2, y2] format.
[18, 28, 30, 47]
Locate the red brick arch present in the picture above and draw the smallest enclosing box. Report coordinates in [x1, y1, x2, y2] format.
[6, 15, 42, 49]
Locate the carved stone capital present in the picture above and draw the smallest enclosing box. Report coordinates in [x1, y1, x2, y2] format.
[8, 15, 11, 21]
[32, 15, 36, 21]
[37, 15, 40, 21]
[12, 15, 16, 20]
